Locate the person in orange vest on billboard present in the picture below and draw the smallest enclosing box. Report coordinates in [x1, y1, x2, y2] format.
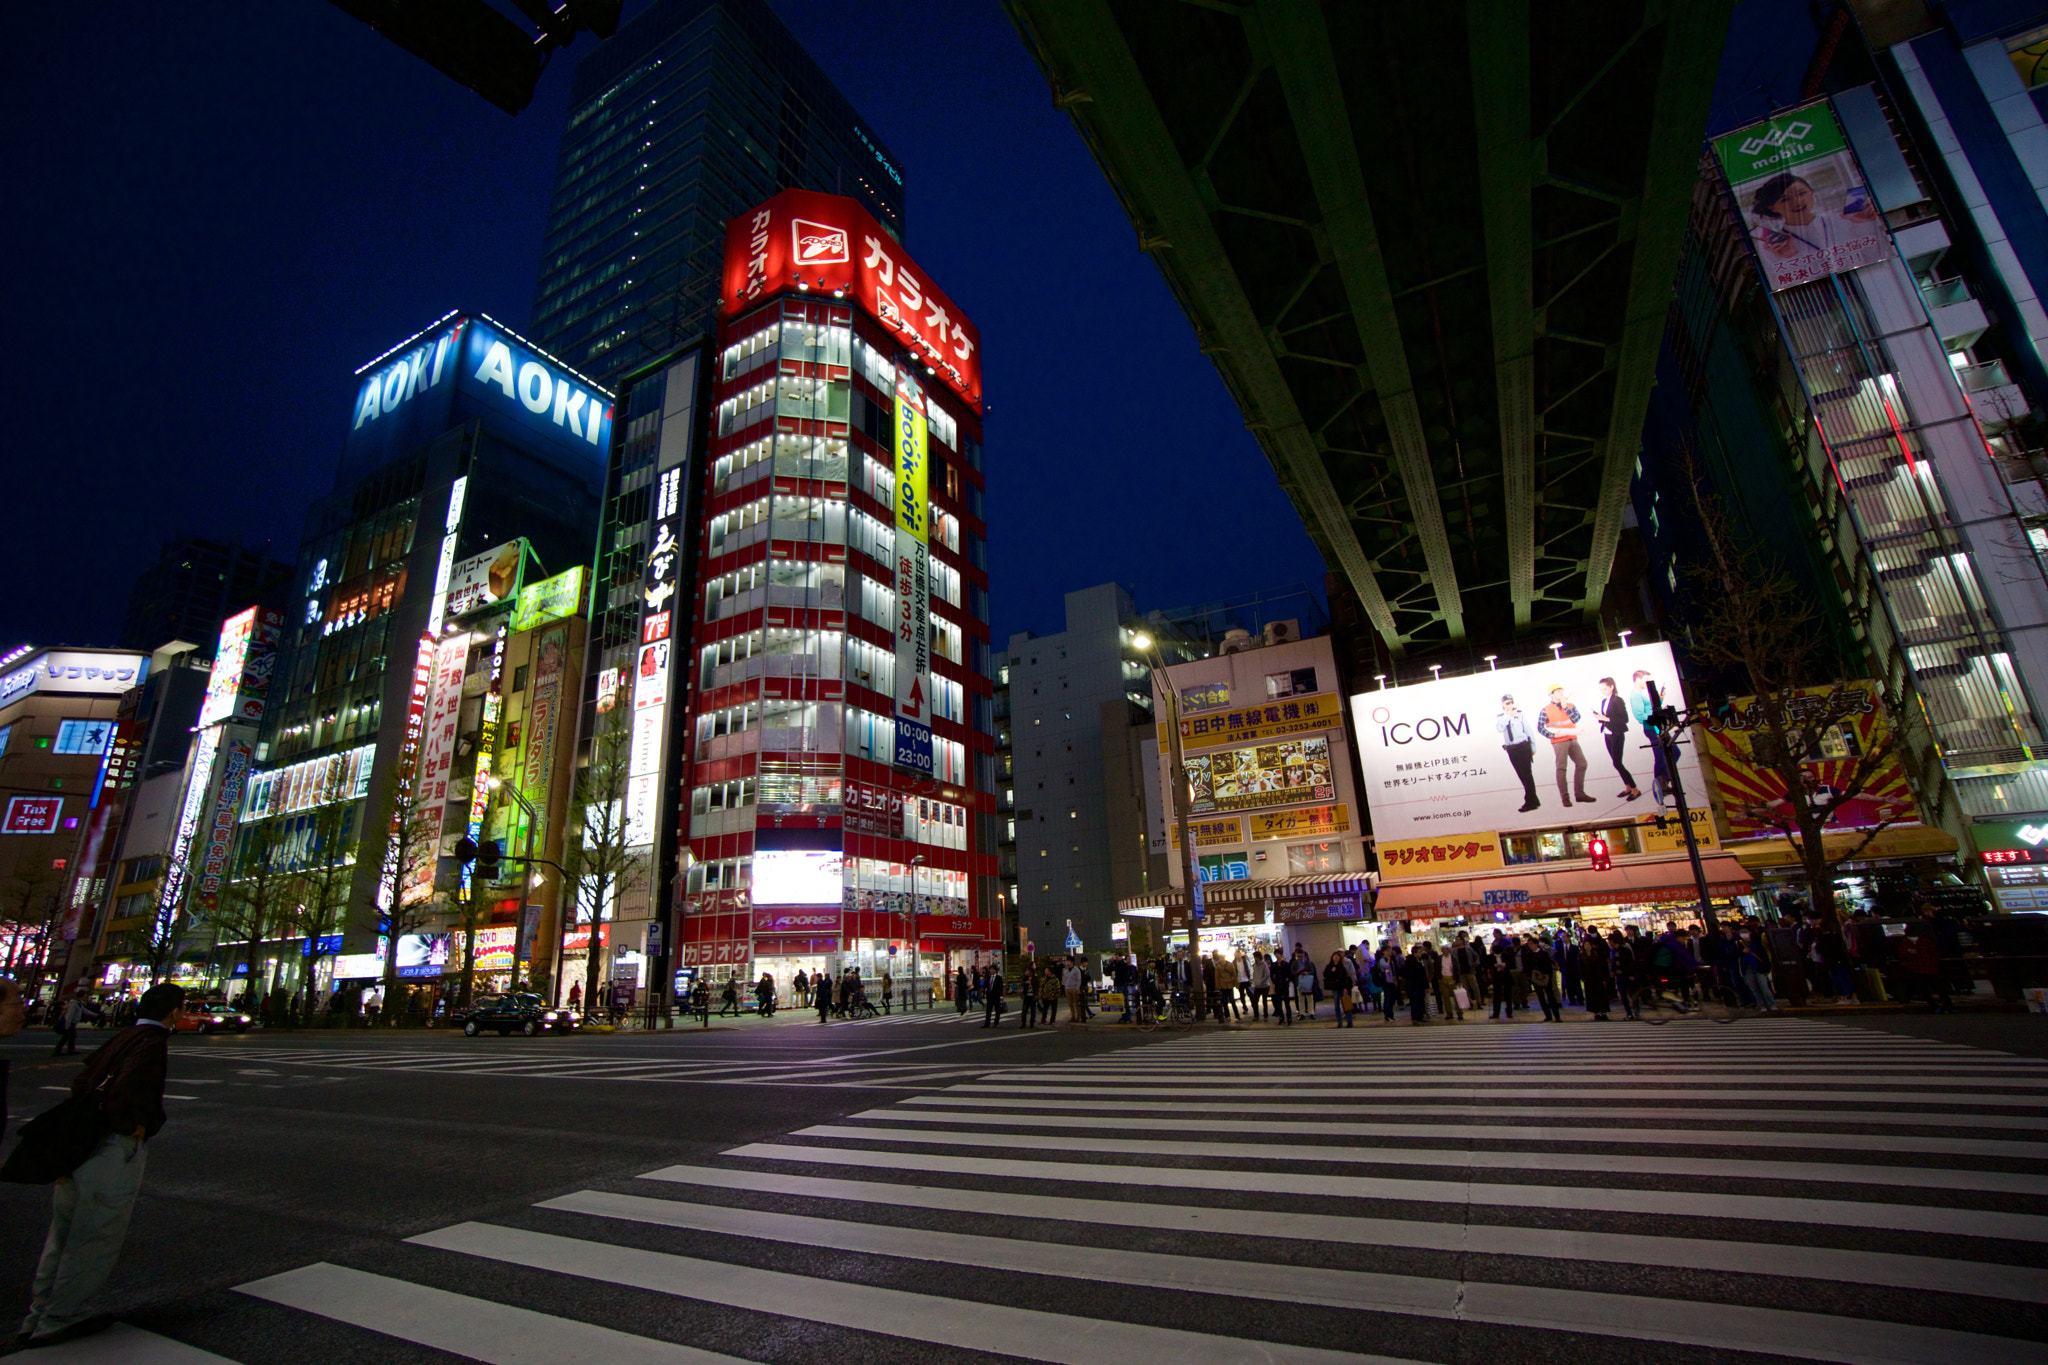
[1536, 684, 1592, 806]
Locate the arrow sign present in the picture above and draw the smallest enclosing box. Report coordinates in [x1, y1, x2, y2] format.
[907, 674, 925, 720]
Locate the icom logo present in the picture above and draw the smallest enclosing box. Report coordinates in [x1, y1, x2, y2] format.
[791, 219, 849, 265]
[1366, 705, 1471, 746]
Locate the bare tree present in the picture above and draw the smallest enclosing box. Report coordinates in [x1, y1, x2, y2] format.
[369, 757, 446, 1016]
[143, 851, 200, 987]
[209, 816, 296, 1008]
[1682, 465, 1908, 931]
[566, 691, 649, 1014]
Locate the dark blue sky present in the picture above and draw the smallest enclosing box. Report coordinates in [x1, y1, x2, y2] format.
[1, 0, 1814, 656]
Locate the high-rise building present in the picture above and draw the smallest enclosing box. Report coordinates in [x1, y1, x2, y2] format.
[669, 188, 994, 998]
[117, 537, 290, 653]
[529, 0, 907, 390]
[241, 314, 613, 981]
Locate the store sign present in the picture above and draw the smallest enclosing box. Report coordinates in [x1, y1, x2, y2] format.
[844, 780, 906, 836]
[200, 606, 282, 728]
[890, 371, 934, 775]
[1168, 693, 1344, 752]
[1377, 834, 1505, 881]
[1698, 681, 1920, 840]
[751, 907, 844, 934]
[1168, 816, 1244, 850]
[681, 940, 751, 967]
[1636, 807, 1719, 854]
[1275, 894, 1364, 923]
[1, 795, 63, 835]
[1351, 642, 1704, 845]
[91, 719, 146, 808]
[195, 741, 253, 907]
[0, 650, 147, 705]
[1179, 681, 1230, 714]
[1187, 735, 1336, 814]
[1247, 805, 1350, 842]
[721, 188, 982, 413]
[1713, 103, 1889, 292]
[243, 743, 374, 821]
[512, 567, 586, 633]
[446, 541, 524, 618]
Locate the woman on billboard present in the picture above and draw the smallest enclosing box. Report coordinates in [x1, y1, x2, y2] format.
[1747, 172, 1879, 273]
[1594, 677, 1641, 801]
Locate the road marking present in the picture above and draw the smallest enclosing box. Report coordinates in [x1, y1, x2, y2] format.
[727, 1141, 2048, 1240]
[542, 1187, 2043, 1365]
[235, 1262, 753, 1364]
[407, 1221, 1422, 1365]
[14, 1322, 244, 1363]
[944, 1082, 2048, 1107]
[634, 1162, 2048, 1303]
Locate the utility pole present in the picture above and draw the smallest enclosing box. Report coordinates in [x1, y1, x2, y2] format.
[1646, 680, 1719, 935]
[1132, 632, 1204, 1019]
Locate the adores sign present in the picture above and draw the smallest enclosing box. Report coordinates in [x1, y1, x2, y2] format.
[721, 188, 982, 413]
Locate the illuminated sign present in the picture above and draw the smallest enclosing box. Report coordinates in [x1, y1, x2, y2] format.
[1, 795, 63, 834]
[1166, 692, 1345, 752]
[752, 850, 845, 906]
[721, 189, 981, 413]
[199, 606, 282, 728]
[446, 541, 524, 619]
[196, 741, 253, 907]
[0, 651, 147, 705]
[53, 720, 113, 755]
[1186, 735, 1336, 814]
[511, 567, 586, 632]
[891, 371, 933, 775]
[243, 744, 374, 821]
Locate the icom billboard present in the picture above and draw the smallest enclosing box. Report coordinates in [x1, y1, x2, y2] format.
[720, 189, 982, 414]
[1352, 642, 1708, 847]
[340, 313, 613, 483]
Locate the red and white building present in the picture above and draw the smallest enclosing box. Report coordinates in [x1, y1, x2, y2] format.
[677, 190, 999, 996]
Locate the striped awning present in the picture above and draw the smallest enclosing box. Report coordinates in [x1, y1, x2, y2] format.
[1116, 874, 1375, 912]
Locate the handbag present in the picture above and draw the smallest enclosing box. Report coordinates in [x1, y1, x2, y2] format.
[1453, 986, 1471, 1011]
[1, 1072, 113, 1184]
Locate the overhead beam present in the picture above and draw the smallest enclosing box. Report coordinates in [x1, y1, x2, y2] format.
[1005, 0, 1402, 643]
[1261, 0, 1467, 643]
[1578, 0, 1735, 618]
[1467, 0, 1536, 629]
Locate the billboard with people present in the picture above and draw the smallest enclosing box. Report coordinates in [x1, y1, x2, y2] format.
[1714, 102, 1889, 292]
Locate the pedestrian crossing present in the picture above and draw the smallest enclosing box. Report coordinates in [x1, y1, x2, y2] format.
[25, 1018, 2048, 1364]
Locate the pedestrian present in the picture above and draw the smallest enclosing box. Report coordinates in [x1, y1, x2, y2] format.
[1018, 964, 1038, 1029]
[1038, 961, 1061, 1024]
[1428, 943, 1462, 1021]
[981, 970, 1005, 1028]
[1270, 958, 1295, 1025]
[792, 969, 808, 1009]
[51, 989, 84, 1057]
[1527, 937, 1563, 1021]
[1373, 946, 1398, 1023]
[1233, 947, 1253, 1015]
[1400, 946, 1430, 1025]
[1582, 929, 1615, 1021]
[719, 978, 742, 1017]
[1249, 951, 1271, 1020]
[1612, 929, 1642, 1020]
[1062, 958, 1087, 1027]
[955, 965, 970, 1015]
[754, 973, 776, 1017]
[1451, 932, 1481, 1014]
[1737, 927, 1779, 1012]
[1322, 954, 1353, 1027]
[815, 970, 834, 1024]
[1897, 927, 1950, 1013]
[17, 982, 185, 1347]
[1214, 952, 1240, 1020]
[1489, 936, 1518, 1020]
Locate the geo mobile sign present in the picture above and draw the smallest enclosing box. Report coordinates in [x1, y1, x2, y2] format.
[1712, 102, 1889, 292]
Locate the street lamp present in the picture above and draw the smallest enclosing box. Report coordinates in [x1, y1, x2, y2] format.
[1129, 631, 1203, 1014]
[908, 853, 926, 1008]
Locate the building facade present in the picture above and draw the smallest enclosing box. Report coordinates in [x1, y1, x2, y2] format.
[117, 537, 290, 654]
[674, 188, 996, 998]
[529, 0, 907, 390]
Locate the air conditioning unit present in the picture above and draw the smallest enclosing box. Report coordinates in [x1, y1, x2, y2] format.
[1218, 629, 1256, 656]
[1263, 619, 1302, 646]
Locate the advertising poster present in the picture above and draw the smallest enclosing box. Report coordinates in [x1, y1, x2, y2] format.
[512, 567, 586, 632]
[403, 634, 469, 904]
[521, 624, 569, 797]
[1351, 642, 1707, 844]
[1713, 103, 1888, 292]
[1246, 805, 1350, 841]
[1186, 735, 1335, 814]
[890, 371, 934, 775]
[1698, 682, 1921, 840]
[1169, 693, 1345, 752]
[445, 541, 525, 618]
[195, 740, 253, 908]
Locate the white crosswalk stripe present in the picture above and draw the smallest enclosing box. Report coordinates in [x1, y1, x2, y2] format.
[94, 1015, 2040, 1365]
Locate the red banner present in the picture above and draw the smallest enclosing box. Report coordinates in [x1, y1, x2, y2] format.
[721, 189, 982, 414]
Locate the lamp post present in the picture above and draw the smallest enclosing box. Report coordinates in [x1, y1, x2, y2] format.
[1130, 631, 1203, 1017]
[908, 853, 926, 1009]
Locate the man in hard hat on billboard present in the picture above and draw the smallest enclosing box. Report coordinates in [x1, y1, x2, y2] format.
[1537, 684, 1592, 807]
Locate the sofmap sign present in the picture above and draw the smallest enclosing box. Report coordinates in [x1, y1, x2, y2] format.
[720, 188, 982, 413]
[1350, 641, 1708, 846]
[340, 314, 613, 482]
[0, 651, 147, 705]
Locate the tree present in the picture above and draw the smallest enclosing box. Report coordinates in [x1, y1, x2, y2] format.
[287, 798, 361, 1020]
[209, 816, 296, 1007]
[369, 753, 446, 1016]
[565, 688, 649, 1015]
[143, 851, 199, 987]
[1681, 464, 1908, 932]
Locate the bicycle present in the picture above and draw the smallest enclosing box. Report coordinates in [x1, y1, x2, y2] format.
[1134, 993, 1165, 1033]
[1635, 970, 1738, 1025]
[1167, 989, 1196, 1032]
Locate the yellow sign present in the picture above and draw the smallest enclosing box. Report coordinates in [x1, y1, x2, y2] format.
[1377, 833, 1505, 881]
[1726, 823, 1956, 869]
[1164, 692, 1344, 751]
[511, 566, 586, 632]
[1247, 805, 1351, 841]
[1636, 808, 1721, 854]
[1169, 816, 1244, 850]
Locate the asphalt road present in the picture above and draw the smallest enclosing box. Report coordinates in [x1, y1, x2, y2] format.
[0, 1005, 2043, 1364]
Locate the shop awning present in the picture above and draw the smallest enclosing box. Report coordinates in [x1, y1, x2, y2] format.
[1116, 873, 1375, 913]
[1372, 855, 1753, 919]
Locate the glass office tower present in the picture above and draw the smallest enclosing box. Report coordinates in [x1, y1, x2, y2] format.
[529, 0, 907, 391]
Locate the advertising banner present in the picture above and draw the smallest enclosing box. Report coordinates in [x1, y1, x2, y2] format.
[1351, 642, 1706, 844]
[200, 608, 257, 728]
[890, 371, 934, 775]
[1698, 681, 1921, 840]
[1166, 693, 1345, 752]
[512, 567, 586, 633]
[445, 541, 525, 619]
[1376, 833, 1506, 881]
[720, 188, 982, 413]
[1246, 805, 1350, 842]
[1, 795, 64, 835]
[1713, 103, 1889, 291]
[195, 740, 252, 908]
[1186, 735, 1336, 814]
[1168, 816, 1245, 850]
[520, 624, 570, 798]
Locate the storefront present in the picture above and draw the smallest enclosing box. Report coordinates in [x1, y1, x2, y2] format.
[1118, 875, 1376, 964]
[681, 904, 999, 1007]
[1372, 853, 1755, 933]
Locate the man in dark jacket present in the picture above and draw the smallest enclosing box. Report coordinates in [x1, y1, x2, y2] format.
[19, 982, 185, 1347]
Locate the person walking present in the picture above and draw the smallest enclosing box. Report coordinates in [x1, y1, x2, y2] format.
[1062, 959, 1087, 1027]
[51, 990, 85, 1057]
[1594, 676, 1642, 800]
[1582, 929, 1615, 1021]
[981, 970, 1006, 1028]
[1536, 683, 1593, 806]
[18, 982, 185, 1347]
[1322, 954, 1354, 1027]
[814, 970, 834, 1024]
[955, 966, 970, 1016]
[1489, 936, 1518, 1020]
[1527, 937, 1563, 1021]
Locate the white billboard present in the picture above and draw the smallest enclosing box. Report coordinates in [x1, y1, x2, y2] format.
[1351, 642, 1706, 842]
[445, 541, 524, 619]
[751, 849, 844, 906]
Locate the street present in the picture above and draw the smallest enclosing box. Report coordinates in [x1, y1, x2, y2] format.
[1, 1010, 2044, 1363]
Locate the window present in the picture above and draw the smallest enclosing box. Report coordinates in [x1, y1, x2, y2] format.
[1265, 668, 1317, 699]
[1287, 842, 1344, 874]
[512, 665, 529, 693]
[52, 720, 112, 755]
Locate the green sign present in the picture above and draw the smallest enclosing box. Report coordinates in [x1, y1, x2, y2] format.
[1969, 819, 2048, 855]
[1713, 103, 1850, 185]
[510, 566, 585, 633]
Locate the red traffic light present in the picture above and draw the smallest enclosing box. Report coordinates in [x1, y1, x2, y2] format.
[1588, 837, 1612, 871]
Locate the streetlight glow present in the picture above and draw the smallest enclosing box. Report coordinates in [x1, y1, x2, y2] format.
[1130, 631, 1153, 651]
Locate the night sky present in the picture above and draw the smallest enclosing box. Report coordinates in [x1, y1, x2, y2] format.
[2, 0, 1812, 658]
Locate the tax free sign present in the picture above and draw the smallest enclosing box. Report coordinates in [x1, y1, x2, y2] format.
[341, 313, 613, 480]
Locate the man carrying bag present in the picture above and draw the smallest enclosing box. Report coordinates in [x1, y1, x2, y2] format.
[5, 982, 184, 1348]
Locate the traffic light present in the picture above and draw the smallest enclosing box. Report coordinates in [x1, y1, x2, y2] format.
[454, 836, 478, 864]
[1588, 836, 1612, 871]
[474, 839, 502, 882]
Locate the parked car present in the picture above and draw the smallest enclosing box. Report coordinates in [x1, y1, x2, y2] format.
[175, 1002, 253, 1034]
[450, 992, 577, 1036]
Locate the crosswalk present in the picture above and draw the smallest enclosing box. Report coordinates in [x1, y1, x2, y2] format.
[24, 1017, 2047, 1364]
